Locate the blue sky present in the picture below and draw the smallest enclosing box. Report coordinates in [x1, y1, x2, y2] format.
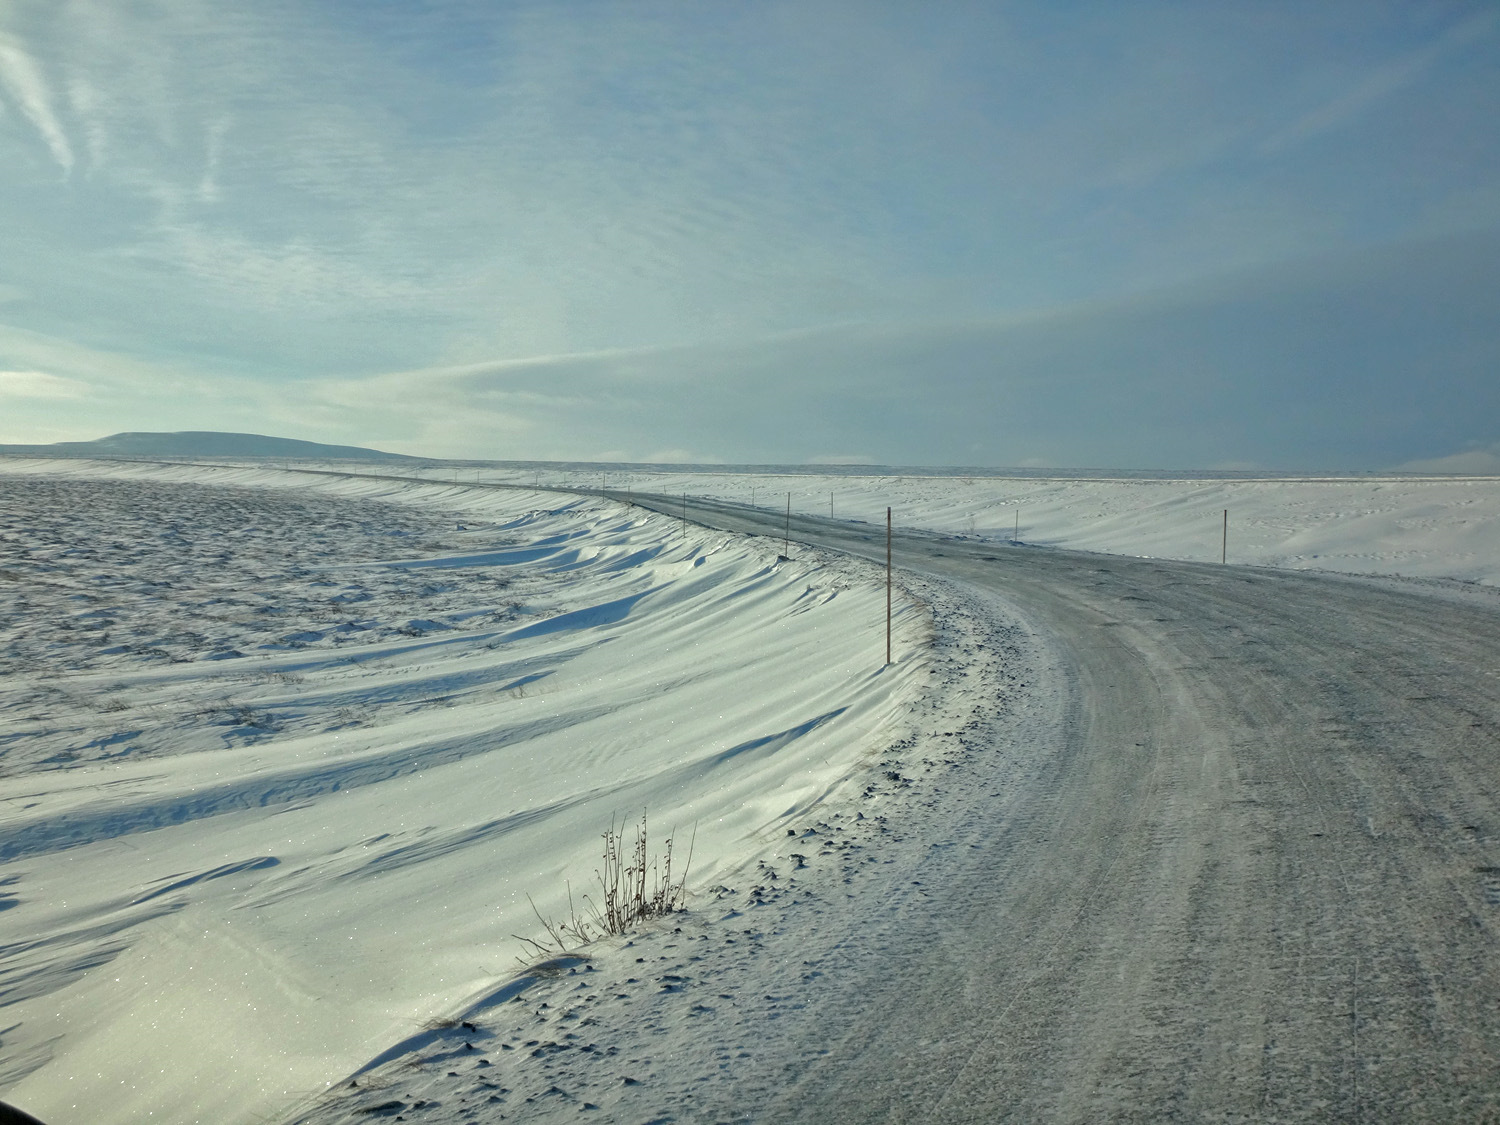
[1, 0, 1497, 467]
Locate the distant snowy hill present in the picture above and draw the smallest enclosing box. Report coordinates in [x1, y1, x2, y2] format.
[0, 430, 416, 461]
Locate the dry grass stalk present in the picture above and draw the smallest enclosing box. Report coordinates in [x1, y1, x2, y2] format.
[515, 811, 694, 963]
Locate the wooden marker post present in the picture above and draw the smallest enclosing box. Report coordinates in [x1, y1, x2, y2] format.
[784, 493, 791, 556]
[682, 493, 687, 538]
[886, 507, 893, 665]
[1222, 509, 1228, 564]
[1014, 508, 1019, 543]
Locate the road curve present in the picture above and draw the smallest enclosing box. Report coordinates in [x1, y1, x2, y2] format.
[628, 489, 1500, 1122]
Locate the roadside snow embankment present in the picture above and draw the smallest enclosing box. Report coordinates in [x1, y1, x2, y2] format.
[0, 461, 926, 1125]
[481, 466, 1500, 586]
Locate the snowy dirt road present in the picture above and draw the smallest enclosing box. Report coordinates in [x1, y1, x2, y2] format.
[621, 493, 1500, 1122]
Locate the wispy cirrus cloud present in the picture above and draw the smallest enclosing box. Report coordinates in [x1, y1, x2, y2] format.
[0, 29, 72, 173]
[1260, 7, 1500, 155]
[294, 231, 1500, 468]
[2, 2, 1499, 466]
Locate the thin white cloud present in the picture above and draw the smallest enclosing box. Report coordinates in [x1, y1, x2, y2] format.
[197, 115, 229, 203]
[0, 369, 87, 398]
[644, 448, 717, 465]
[1394, 449, 1500, 475]
[65, 71, 105, 172]
[0, 31, 74, 174]
[0, 320, 220, 400]
[1261, 9, 1499, 155]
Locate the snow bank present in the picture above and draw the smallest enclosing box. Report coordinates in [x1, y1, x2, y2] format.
[0, 460, 924, 1125]
[487, 466, 1500, 586]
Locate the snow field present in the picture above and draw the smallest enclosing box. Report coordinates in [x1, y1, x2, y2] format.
[0, 461, 929, 1125]
[459, 466, 1500, 586]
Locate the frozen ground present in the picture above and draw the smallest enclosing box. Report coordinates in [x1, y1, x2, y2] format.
[0, 461, 927, 1125]
[2, 456, 1498, 1124]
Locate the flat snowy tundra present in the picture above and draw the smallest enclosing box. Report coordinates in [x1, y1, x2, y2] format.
[2, 458, 1499, 1124]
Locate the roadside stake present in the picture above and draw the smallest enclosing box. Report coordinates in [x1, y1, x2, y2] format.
[886, 506, 892, 666]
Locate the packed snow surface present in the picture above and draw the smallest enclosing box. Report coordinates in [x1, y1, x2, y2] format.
[0, 460, 924, 1125]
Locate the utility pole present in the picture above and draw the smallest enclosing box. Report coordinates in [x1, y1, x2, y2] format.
[886, 507, 893, 666]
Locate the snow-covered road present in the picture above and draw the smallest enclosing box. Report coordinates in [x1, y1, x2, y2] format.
[641, 494, 1500, 1120]
[308, 490, 1500, 1122]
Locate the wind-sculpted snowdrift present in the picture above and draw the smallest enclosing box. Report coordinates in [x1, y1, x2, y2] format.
[0, 462, 926, 1125]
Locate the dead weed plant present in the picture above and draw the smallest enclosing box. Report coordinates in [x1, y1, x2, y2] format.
[516, 812, 694, 963]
